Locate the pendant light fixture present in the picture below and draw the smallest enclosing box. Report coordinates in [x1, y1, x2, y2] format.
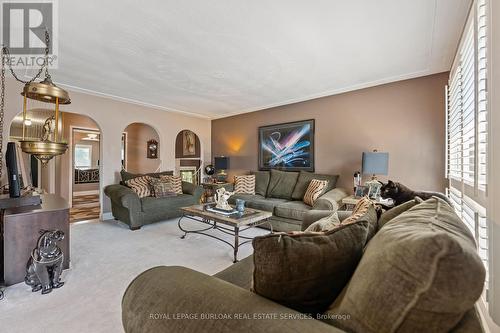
[1, 30, 71, 166]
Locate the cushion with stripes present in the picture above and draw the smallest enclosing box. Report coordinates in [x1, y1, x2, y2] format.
[150, 177, 177, 198]
[160, 175, 183, 194]
[234, 175, 256, 195]
[125, 175, 152, 198]
[303, 179, 329, 206]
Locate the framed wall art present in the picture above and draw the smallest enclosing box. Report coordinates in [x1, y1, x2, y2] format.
[258, 119, 314, 172]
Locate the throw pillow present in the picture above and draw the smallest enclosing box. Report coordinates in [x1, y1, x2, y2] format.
[305, 211, 341, 232]
[292, 171, 339, 200]
[325, 197, 485, 333]
[303, 179, 329, 206]
[160, 175, 183, 194]
[120, 169, 173, 183]
[341, 197, 373, 224]
[125, 175, 152, 198]
[149, 178, 177, 198]
[234, 175, 256, 195]
[252, 205, 378, 315]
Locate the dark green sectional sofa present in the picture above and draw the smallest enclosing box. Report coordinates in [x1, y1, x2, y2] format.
[122, 197, 486, 332]
[104, 170, 203, 230]
[228, 169, 348, 232]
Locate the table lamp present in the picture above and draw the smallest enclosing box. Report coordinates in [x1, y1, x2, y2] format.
[214, 156, 230, 182]
[362, 150, 389, 199]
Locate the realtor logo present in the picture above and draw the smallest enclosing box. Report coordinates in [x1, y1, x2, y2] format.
[1, 0, 58, 68]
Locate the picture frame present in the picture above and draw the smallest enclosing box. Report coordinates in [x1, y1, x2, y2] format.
[182, 130, 196, 156]
[354, 185, 368, 198]
[258, 119, 315, 172]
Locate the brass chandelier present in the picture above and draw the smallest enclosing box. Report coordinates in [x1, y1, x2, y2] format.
[1, 31, 71, 167]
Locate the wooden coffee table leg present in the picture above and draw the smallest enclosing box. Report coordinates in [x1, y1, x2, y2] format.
[233, 226, 239, 263]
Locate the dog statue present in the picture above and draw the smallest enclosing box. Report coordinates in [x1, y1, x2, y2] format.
[25, 230, 65, 295]
[214, 187, 235, 211]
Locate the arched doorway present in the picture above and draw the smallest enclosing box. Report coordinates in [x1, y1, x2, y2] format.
[122, 122, 161, 174]
[9, 110, 103, 223]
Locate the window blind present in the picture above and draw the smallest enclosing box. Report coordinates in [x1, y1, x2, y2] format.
[446, 0, 489, 301]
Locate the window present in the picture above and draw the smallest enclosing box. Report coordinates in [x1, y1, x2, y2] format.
[446, 0, 489, 301]
[74, 144, 92, 169]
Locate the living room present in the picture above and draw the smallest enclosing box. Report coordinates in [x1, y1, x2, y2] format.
[0, 1, 499, 332]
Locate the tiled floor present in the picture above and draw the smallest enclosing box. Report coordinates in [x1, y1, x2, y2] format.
[70, 194, 100, 222]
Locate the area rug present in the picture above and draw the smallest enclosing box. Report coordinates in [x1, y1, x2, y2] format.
[0, 218, 267, 333]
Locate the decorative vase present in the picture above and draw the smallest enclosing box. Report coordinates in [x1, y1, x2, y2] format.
[235, 199, 245, 212]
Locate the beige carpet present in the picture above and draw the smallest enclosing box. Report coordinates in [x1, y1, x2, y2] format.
[0, 217, 267, 333]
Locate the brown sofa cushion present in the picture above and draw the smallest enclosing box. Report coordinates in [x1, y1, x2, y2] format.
[292, 171, 339, 200]
[326, 197, 486, 333]
[252, 205, 377, 314]
[266, 169, 299, 199]
[250, 171, 270, 197]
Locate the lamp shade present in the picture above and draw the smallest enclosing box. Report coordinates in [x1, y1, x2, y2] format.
[362, 152, 389, 175]
[214, 156, 230, 170]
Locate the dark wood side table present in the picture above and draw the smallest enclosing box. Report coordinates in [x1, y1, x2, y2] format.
[1, 194, 70, 286]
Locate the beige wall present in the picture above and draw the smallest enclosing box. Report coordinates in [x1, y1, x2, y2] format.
[3, 76, 212, 214]
[212, 72, 448, 192]
[124, 123, 161, 174]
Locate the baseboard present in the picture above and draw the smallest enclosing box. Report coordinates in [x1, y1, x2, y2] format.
[73, 190, 99, 196]
[101, 212, 114, 220]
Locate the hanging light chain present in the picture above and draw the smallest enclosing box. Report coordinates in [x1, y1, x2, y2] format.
[2, 30, 50, 85]
[0, 47, 5, 180]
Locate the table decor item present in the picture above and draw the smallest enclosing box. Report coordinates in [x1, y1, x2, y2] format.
[214, 187, 234, 211]
[235, 199, 245, 212]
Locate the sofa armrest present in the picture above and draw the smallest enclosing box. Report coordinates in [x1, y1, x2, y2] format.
[182, 182, 203, 200]
[104, 184, 141, 210]
[313, 188, 349, 211]
[122, 266, 344, 333]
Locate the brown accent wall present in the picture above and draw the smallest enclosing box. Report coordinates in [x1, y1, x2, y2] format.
[212, 73, 448, 192]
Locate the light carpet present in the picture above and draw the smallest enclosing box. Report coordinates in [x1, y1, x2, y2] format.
[0, 218, 267, 333]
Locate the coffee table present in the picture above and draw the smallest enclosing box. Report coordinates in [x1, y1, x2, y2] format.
[178, 204, 273, 262]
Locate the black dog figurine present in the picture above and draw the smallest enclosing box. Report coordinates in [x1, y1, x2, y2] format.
[25, 230, 65, 295]
[380, 180, 452, 206]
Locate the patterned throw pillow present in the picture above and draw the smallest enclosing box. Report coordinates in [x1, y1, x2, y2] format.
[305, 211, 341, 232]
[160, 175, 183, 194]
[149, 178, 177, 198]
[303, 179, 329, 206]
[342, 197, 373, 225]
[125, 176, 152, 198]
[234, 175, 256, 195]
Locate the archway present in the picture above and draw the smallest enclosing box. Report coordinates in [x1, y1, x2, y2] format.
[122, 122, 161, 174]
[9, 110, 103, 223]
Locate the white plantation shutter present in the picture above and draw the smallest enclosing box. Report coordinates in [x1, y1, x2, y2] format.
[446, 0, 489, 302]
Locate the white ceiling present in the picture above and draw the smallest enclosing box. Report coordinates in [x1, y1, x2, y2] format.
[48, 0, 471, 119]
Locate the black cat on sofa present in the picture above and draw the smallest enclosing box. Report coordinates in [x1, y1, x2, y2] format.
[380, 180, 452, 206]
